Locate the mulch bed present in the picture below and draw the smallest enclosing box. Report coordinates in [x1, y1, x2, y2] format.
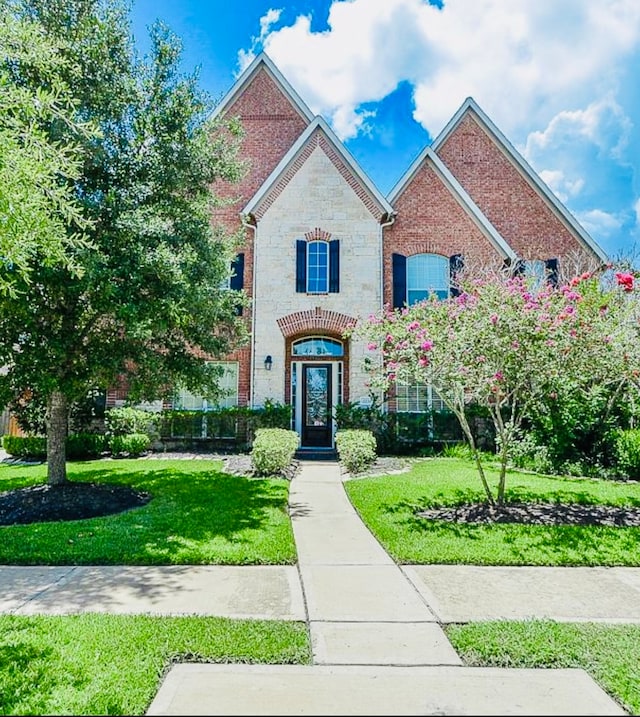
[418, 501, 640, 527]
[0, 482, 151, 526]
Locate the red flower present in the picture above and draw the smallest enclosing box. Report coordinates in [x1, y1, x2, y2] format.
[615, 272, 634, 292]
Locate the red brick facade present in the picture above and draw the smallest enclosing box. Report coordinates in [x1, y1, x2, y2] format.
[107, 56, 606, 420]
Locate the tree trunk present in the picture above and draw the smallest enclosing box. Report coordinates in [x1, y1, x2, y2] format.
[47, 390, 68, 485]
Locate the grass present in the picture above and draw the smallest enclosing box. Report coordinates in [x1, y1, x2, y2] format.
[344, 457, 640, 565]
[0, 613, 311, 715]
[446, 620, 640, 715]
[0, 459, 296, 564]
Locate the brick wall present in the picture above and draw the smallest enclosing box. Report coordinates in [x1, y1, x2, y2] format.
[436, 113, 594, 264]
[384, 158, 502, 305]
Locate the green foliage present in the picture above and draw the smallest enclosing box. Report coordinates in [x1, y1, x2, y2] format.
[2, 434, 47, 458]
[0, 459, 296, 564]
[158, 402, 292, 445]
[0, 6, 92, 295]
[65, 432, 106, 458]
[612, 428, 640, 479]
[2, 432, 107, 458]
[335, 429, 377, 474]
[0, 0, 248, 484]
[0, 614, 310, 717]
[105, 407, 157, 437]
[344, 457, 640, 566]
[446, 621, 640, 716]
[108, 433, 151, 457]
[251, 428, 299, 476]
[356, 268, 640, 503]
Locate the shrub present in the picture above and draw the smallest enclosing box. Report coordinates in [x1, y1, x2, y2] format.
[251, 428, 299, 476]
[613, 428, 640, 479]
[335, 429, 377, 474]
[105, 407, 157, 437]
[66, 432, 107, 458]
[2, 435, 47, 458]
[108, 433, 151, 457]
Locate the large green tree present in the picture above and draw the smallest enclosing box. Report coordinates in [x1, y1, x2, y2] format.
[0, 0, 248, 484]
[0, 1, 91, 294]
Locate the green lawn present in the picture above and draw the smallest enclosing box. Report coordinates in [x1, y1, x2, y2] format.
[0, 614, 311, 716]
[446, 620, 640, 715]
[344, 457, 640, 565]
[0, 459, 297, 564]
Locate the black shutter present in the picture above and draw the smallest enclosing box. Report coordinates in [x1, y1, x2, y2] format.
[230, 253, 245, 316]
[449, 253, 464, 297]
[230, 253, 244, 291]
[545, 258, 559, 288]
[296, 240, 307, 293]
[329, 239, 340, 293]
[392, 253, 406, 309]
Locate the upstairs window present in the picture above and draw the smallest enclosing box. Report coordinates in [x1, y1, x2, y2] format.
[296, 239, 340, 293]
[393, 252, 460, 308]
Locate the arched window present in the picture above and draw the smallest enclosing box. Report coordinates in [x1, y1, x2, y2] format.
[406, 253, 449, 304]
[292, 337, 344, 357]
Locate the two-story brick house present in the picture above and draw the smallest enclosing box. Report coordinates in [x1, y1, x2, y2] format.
[108, 52, 607, 451]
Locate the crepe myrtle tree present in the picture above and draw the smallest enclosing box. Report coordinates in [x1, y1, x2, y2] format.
[0, 0, 248, 485]
[355, 267, 640, 505]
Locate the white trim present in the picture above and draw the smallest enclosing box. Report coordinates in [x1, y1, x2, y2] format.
[431, 98, 608, 263]
[388, 148, 516, 260]
[210, 52, 314, 124]
[243, 116, 394, 219]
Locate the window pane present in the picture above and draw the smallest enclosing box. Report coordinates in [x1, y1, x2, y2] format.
[406, 254, 449, 305]
[292, 337, 343, 356]
[174, 362, 239, 410]
[307, 241, 328, 293]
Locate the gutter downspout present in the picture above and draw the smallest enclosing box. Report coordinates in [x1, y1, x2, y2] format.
[241, 213, 258, 408]
[378, 211, 396, 412]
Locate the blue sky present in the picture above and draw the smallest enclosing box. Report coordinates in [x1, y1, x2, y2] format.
[130, 0, 640, 263]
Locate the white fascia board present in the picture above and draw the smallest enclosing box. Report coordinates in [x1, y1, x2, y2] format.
[433, 98, 608, 263]
[243, 116, 394, 218]
[210, 51, 314, 124]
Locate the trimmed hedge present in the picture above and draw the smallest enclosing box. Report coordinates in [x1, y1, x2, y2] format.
[108, 433, 152, 457]
[335, 429, 377, 474]
[251, 428, 299, 476]
[2, 435, 47, 458]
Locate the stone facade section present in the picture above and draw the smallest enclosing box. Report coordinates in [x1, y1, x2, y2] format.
[251, 142, 383, 406]
[436, 113, 595, 266]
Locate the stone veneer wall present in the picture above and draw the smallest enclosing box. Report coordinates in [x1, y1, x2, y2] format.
[251, 143, 383, 406]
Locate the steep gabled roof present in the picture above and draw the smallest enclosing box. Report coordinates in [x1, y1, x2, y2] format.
[243, 116, 394, 222]
[432, 98, 608, 263]
[388, 147, 517, 261]
[211, 52, 315, 124]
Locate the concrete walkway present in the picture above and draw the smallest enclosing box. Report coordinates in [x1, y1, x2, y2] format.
[2, 458, 635, 714]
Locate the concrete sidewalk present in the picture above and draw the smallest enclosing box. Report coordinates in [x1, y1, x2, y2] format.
[1, 457, 635, 715]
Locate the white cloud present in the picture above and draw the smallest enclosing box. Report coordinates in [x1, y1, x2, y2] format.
[538, 170, 584, 203]
[576, 208, 623, 238]
[237, 7, 283, 74]
[238, 0, 640, 140]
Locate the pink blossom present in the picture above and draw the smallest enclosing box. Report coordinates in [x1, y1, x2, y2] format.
[615, 272, 634, 293]
[420, 340, 433, 351]
[408, 321, 421, 331]
[477, 355, 486, 363]
[418, 358, 429, 367]
[490, 313, 498, 325]
[493, 371, 504, 381]
[511, 341, 520, 349]
[367, 342, 378, 351]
